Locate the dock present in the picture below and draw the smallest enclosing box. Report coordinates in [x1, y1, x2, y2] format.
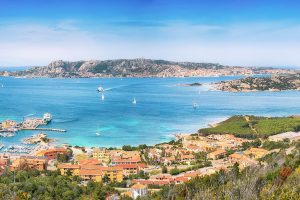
[21, 128, 66, 132]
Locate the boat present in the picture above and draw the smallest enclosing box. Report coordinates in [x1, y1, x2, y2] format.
[97, 86, 104, 92]
[43, 113, 52, 123]
[101, 93, 105, 101]
[193, 102, 199, 109]
[132, 97, 137, 104]
[95, 132, 101, 136]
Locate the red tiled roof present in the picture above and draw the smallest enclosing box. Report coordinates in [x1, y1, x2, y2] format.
[79, 169, 102, 176]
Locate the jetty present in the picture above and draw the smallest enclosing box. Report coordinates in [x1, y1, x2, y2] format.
[22, 128, 66, 132]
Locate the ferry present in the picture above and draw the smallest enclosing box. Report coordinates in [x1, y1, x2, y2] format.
[43, 113, 52, 123]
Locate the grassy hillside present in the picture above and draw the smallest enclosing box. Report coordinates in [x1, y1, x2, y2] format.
[199, 115, 300, 138]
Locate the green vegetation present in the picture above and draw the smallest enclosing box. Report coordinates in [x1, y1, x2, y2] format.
[148, 147, 300, 200]
[199, 115, 300, 138]
[122, 144, 148, 151]
[0, 170, 116, 200]
[169, 161, 212, 175]
[262, 140, 290, 150]
[217, 74, 300, 91]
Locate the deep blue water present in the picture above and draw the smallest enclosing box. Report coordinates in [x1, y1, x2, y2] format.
[0, 76, 300, 147]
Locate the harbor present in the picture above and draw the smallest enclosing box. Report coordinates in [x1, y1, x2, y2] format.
[0, 113, 66, 136]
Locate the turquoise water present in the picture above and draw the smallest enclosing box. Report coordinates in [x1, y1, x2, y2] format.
[0, 76, 300, 147]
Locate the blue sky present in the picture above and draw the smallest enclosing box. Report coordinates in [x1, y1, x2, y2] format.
[0, 0, 300, 66]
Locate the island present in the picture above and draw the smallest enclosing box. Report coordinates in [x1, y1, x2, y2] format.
[176, 82, 202, 87]
[215, 74, 300, 92]
[0, 58, 296, 78]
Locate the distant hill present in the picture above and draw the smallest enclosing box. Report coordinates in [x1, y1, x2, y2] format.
[0, 58, 296, 78]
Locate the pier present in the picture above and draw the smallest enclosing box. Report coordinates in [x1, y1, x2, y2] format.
[21, 128, 66, 132]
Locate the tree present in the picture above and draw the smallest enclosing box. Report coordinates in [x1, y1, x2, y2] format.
[102, 174, 110, 183]
[162, 166, 168, 174]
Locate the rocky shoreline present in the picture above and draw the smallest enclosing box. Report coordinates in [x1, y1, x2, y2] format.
[214, 74, 300, 92]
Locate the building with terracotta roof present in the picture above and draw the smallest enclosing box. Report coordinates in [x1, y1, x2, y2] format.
[207, 149, 227, 160]
[35, 148, 67, 160]
[243, 148, 269, 159]
[79, 169, 103, 182]
[78, 158, 102, 166]
[130, 183, 148, 199]
[57, 164, 80, 175]
[115, 163, 146, 177]
[10, 156, 47, 171]
[92, 148, 110, 163]
[229, 152, 258, 169]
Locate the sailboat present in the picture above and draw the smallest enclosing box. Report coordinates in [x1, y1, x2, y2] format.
[132, 97, 137, 105]
[101, 93, 105, 101]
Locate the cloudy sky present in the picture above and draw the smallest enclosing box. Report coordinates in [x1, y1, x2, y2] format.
[1, 0, 300, 67]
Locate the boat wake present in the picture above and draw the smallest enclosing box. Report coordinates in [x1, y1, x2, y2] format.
[53, 118, 79, 123]
[24, 113, 36, 118]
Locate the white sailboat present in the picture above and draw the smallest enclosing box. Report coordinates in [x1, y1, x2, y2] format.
[101, 93, 105, 101]
[132, 97, 137, 104]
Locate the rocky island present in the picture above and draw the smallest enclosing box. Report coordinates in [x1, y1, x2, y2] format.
[215, 74, 300, 92]
[0, 58, 296, 78]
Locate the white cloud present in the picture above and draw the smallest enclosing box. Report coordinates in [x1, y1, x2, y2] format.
[0, 21, 300, 67]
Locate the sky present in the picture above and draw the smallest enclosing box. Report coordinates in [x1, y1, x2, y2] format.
[0, 0, 300, 67]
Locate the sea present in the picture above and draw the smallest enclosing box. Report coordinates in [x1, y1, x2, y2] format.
[0, 75, 300, 148]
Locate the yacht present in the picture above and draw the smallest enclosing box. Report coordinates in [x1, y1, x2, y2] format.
[97, 86, 104, 92]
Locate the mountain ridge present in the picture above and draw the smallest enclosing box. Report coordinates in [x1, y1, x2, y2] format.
[0, 58, 295, 78]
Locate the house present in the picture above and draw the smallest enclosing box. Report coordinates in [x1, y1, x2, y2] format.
[78, 158, 102, 166]
[174, 176, 190, 184]
[161, 156, 176, 165]
[229, 153, 258, 169]
[130, 183, 148, 199]
[178, 154, 195, 163]
[207, 149, 227, 160]
[57, 164, 80, 175]
[244, 148, 269, 159]
[58, 163, 123, 182]
[102, 166, 123, 182]
[115, 163, 146, 177]
[35, 148, 67, 160]
[92, 148, 110, 163]
[79, 169, 103, 182]
[10, 156, 47, 171]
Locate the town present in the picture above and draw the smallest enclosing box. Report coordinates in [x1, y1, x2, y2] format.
[0, 120, 299, 199]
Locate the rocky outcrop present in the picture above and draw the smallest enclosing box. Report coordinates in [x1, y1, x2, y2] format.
[215, 74, 300, 92]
